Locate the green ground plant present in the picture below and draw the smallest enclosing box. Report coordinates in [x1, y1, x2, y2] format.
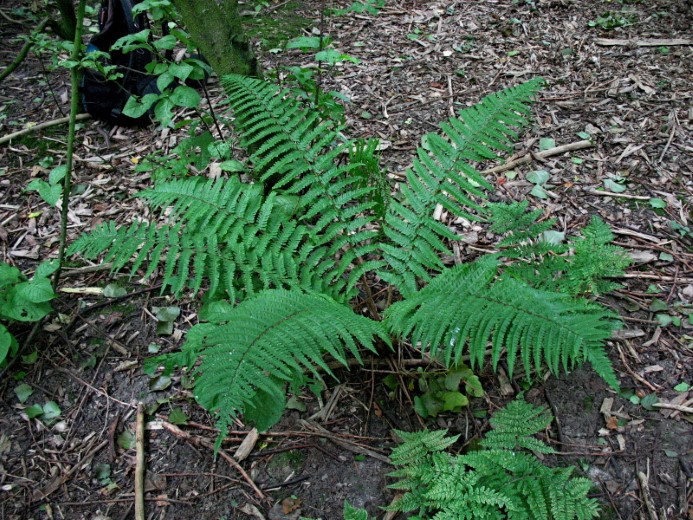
[384, 398, 600, 519]
[0, 260, 58, 365]
[69, 74, 628, 449]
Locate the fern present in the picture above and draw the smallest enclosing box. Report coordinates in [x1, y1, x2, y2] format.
[384, 257, 620, 389]
[387, 398, 601, 520]
[494, 211, 631, 297]
[147, 289, 388, 444]
[379, 78, 544, 295]
[69, 75, 623, 438]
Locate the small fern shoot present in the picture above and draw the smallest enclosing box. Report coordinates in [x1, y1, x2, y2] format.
[387, 398, 601, 520]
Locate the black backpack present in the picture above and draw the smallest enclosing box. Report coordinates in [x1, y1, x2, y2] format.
[80, 0, 159, 126]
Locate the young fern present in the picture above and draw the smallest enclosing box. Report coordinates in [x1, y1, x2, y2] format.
[387, 398, 601, 520]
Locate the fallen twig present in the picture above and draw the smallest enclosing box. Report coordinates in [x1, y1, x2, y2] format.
[595, 38, 692, 47]
[652, 402, 693, 415]
[583, 188, 651, 201]
[0, 113, 91, 145]
[160, 421, 266, 499]
[0, 17, 50, 83]
[483, 140, 593, 175]
[637, 470, 660, 520]
[32, 440, 108, 502]
[135, 403, 146, 520]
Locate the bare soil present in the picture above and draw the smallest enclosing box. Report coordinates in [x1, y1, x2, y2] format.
[1, 0, 691, 519]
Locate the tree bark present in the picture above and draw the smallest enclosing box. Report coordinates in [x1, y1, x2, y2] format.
[53, 0, 77, 40]
[173, 0, 260, 78]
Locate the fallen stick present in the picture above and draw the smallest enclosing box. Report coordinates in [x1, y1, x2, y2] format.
[482, 140, 593, 175]
[0, 113, 91, 145]
[652, 402, 693, 415]
[135, 403, 146, 520]
[160, 421, 266, 499]
[595, 38, 692, 47]
[32, 440, 109, 502]
[583, 188, 651, 201]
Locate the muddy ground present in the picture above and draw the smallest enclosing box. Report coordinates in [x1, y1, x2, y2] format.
[0, 0, 691, 518]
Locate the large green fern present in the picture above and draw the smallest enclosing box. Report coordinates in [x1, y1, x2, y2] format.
[386, 398, 601, 520]
[70, 74, 622, 437]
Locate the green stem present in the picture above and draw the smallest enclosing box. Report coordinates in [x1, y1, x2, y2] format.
[0, 17, 50, 83]
[53, 0, 87, 290]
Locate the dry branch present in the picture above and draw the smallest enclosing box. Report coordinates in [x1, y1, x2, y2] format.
[0, 113, 91, 145]
[594, 38, 692, 47]
[482, 140, 594, 175]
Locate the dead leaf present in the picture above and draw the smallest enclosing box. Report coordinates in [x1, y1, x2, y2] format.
[234, 428, 259, 462]
[282, 496, 302, 514]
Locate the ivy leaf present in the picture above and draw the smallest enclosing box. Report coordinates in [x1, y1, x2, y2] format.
[14, 383, 33, 403]
[539, 138, 555, 151]
[530, 184, 548, 199]
[103, 284, 127, 298]
[526, 170, 550, 185]
[441, 391, 469, 411]
[42, 401, 62, 423]
[285, 36, 324, 50]
[25, 404, 44, 419]
[603, 178, 627, 193]
[168, 407, 189, 425]
[118, 429, 135, 450]
[48, 165, 67, 185]
[122, 93, 159, 119]
[0, 325, 16, 364]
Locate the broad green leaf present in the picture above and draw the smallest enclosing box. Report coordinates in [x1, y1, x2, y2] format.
[48, 165, 67, 185]
[122, 93, 159, 119]
[285, 36, 324, 50]
[168, 407, 189, 425]
[155, 306, 180, 322]
[42, 401, 61, 422]
[14, 383, 33, 403]
[218, 159, 246, 172]
[526, 170, 550, 185]
[170, 85, 201, 108]
[118, 429, 135, 449]
[530, 184, 548, 199]
[103, 284, 127, 298]
[35, 260, 59, 278]
[539, 138, 555, 151]
[0, 325, 14, 363]
[649, 198, 666, 208]
[603, 178, 627, 193]
[441, 391, 469, 411]
[25, 404, 43, 418]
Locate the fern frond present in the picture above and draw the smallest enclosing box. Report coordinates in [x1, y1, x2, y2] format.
[222, 74, 386, 295]
[180, 290, 388, 442]
[68, 177, 369, 301]
[384, 258, 620, 389]
[380, 78, 544, 295]
[387, 400, 601, 520]
[480, 398, 554, 453]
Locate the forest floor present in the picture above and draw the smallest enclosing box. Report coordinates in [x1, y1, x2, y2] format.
[0, 0, 692, 519]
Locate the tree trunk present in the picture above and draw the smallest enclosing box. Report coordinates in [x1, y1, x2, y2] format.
[53, 0, 77, 40]
[173, 0, 260, 78]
